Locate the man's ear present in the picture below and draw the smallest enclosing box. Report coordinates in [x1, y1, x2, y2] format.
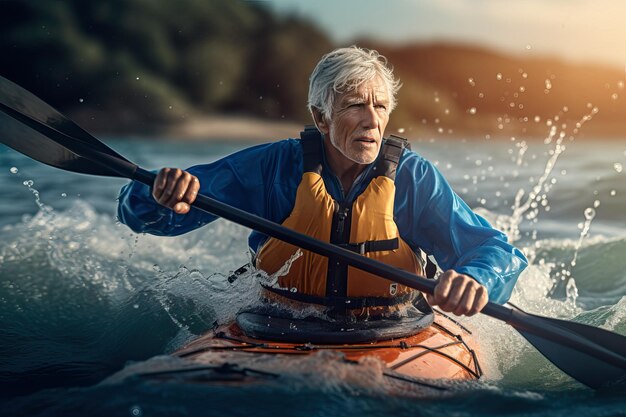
[311, 108, 330, 136]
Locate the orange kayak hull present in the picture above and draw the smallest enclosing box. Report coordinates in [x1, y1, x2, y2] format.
[173, 311, 482, 384]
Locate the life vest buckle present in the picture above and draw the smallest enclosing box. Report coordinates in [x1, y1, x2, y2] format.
[338, 238, 400, 255]
[359, 243, 366, 255]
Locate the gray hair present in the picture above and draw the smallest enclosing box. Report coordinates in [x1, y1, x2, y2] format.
[308, 46, 401, 120]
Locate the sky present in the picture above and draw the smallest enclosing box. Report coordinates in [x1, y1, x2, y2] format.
[265, 0, 626, 69]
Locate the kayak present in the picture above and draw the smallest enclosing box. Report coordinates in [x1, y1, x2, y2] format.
[138, 298, 483, 394]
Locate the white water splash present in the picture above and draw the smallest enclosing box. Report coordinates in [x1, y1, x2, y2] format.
[495, 107, 599, 243]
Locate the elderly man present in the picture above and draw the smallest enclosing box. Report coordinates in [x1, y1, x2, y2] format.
[118, 46, 527, 319]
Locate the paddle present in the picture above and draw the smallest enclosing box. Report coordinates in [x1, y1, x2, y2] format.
[1, 75, 625, 389]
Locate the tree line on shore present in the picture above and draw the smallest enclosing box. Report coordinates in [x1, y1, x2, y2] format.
[1, 0, 624, 138]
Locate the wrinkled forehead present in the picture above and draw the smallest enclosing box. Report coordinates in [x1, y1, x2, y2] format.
[336, 76, 390, 101]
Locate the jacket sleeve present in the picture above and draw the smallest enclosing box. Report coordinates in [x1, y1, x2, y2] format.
[395, 153, 528, 304]
[117, 141, 291, 237]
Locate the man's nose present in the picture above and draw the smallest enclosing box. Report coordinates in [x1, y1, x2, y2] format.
[361, 103, 379, 129]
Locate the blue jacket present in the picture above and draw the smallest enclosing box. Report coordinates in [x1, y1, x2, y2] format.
[118, 138, 527, 304]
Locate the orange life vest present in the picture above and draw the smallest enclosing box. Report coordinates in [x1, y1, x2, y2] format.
[256, 126, 424, 309]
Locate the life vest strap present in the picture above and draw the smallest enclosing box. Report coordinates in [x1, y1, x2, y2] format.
[337, 237, 399, 255]
[300, 125, 323, 174]
[374, 135, 408, 180]
[262, 285, 414, 308]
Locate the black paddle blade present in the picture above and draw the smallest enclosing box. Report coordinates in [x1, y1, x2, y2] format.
[0, 75, 128, 177]
[512, 310, 626, 389]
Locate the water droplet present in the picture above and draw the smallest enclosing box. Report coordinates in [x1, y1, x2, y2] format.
[584, 208, 596, 219]
[545, 79, 552, 90]
[78, 98, 84, 103]
[610, 190, 617, 196]
[593, 200, 600, 208]
[23, 180, 33, 187]
[397, 127, 405, 133]
[133, 304, 139, 309]
[61, 193, 67, 197]
[290, 287, 297, 293]
[468, 78, 475, 86]
[135, 76, 140, 80]
[611, 93, 619, 100]
[9, 167, 18, 174]
[468, 107, 477, 115]
[496, 73, 503, 80]
[614, 163, 623, 173]
[525, 44, 532, 50]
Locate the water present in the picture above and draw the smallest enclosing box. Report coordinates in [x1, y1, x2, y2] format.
[1, 136, 625, 416]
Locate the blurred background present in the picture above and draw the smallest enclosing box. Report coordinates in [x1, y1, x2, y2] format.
[1, 0, 625, 140]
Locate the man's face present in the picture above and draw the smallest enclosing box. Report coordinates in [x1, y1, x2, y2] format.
[318, 77, 390, 167]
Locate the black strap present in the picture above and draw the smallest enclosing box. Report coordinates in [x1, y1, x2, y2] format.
[373, 135, 409, 180]
[299, 125, 323, 174]
[300, 124, 322, 141]
[338, 237, 399, 255]
[262, 285, 414, 308]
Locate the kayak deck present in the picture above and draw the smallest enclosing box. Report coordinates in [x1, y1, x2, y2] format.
[171, 310, 482, 385]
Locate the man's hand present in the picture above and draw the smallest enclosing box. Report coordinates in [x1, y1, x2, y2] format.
[152, 168, 200, 214]
[426, 270, 488, 316]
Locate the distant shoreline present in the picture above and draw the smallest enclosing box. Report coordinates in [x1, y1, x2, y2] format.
[161, 115, 305, 142]
[71, 112, 305, 142]
[76, 112, 626, 142]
